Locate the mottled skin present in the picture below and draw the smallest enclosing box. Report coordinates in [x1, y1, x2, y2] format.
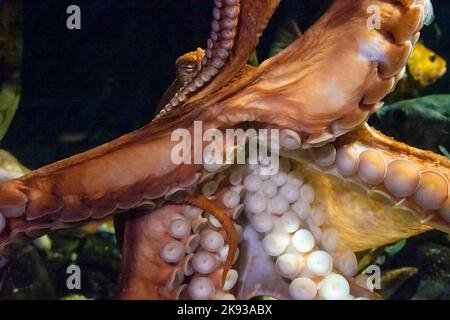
[0, 0, 448, 299]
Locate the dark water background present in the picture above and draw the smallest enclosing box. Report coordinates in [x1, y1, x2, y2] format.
[2, 0, 449, 168]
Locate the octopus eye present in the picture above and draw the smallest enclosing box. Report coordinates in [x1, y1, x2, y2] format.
[183, 62, 197, 73]
[429, 55, 436, 63]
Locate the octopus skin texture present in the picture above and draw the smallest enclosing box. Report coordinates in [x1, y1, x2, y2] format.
[0, 0, 449, 300]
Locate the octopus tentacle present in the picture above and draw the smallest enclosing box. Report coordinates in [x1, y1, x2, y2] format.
[213, 0, 432, 146]
[0, 131, 202, 254]
[155, 0, 242, 119]
[154, 0, 281, 124]
[183, 194, 237, 287]
[116, 202, 240, 300]
[155, 49, 205, 114]
[282, 124, 450, 252]
[116, 205, 189, 299]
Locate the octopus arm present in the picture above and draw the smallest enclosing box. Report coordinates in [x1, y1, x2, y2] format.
[116, 204, 234, 300]
[155, 0, 281, 123]
[215, 0, 433, 145]
[282, 124, 450, 252]
[0, 130, 202, 254]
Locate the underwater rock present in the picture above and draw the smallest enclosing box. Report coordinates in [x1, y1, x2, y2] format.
[381, 267, 418, 299]
[0, 149, 28, 183]
[0, 231, 120, 300]
[373, 232, 450, 300]
[0, 0, 22, 140]
[371, 95, 450, 156]
[61, 294, 90, 300]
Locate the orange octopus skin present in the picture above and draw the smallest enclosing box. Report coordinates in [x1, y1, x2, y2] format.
[0, 0, 448, 300]
[184, 194, 238, 287]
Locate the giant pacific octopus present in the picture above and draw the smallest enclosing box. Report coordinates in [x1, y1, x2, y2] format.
[0, 0, 449, 300]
